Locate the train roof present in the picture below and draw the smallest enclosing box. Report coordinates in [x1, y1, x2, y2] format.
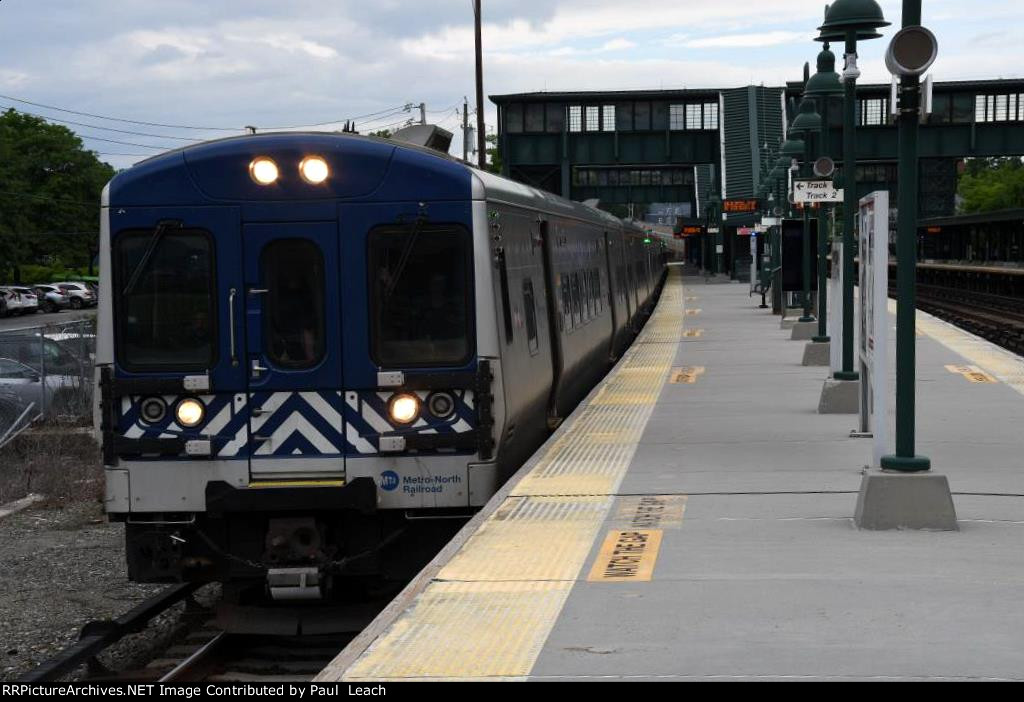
[107, 131, 631, 231]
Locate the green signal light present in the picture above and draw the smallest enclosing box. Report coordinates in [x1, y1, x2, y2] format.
[644, 237, 652, 244]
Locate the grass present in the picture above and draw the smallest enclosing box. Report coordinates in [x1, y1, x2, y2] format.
[0, 423, 102, 507]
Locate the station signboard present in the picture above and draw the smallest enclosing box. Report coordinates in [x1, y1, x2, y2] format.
[858, 191, 891, 467]
[793, 179, 844, 204]
[780, 219, 818, 293]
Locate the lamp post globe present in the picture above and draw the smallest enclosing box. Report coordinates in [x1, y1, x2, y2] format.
[816, 0, 890, 42]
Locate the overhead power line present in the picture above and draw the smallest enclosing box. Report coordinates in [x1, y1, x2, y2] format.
[0, 103, 205, 142]
[0, 93, 239, 131]
[0, 190, 101, 209]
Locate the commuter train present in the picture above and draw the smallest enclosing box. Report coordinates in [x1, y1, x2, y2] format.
[96, 132, 665, 598]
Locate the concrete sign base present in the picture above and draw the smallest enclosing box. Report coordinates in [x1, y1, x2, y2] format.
[819, 378, 858, 414]
[791, 321, 817, 340]
[854, 470, 958, 531]
[802, 341, 830, 366]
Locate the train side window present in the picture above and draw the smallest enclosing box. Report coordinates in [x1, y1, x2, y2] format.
[263, 239, 326, 369]
[595, 270, 603, 313]
[113, 228, 216, 371]
[583, 271, 592, 320]
[571, 273, 582, 327]
[523, 278, 539, 355]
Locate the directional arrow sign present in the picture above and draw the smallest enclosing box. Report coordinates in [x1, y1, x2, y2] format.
[793, 179, 844, 204]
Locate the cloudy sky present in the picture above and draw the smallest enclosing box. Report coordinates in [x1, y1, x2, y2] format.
[1, 0, 1020, 169]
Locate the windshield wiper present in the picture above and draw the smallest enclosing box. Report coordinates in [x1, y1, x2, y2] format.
[384, 216, 426, 302]
[122, 220, 181, 296]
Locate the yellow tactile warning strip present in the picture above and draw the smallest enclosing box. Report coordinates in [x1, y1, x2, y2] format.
[587, 529, 664, 582]
[895, 299, 1024, 397]
[945, 364, 997, 384]
[339, 268, 687, 681]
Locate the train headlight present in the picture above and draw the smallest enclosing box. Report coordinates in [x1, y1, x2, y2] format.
[175, 398, 206, 428]
[249, 157, 279, 185]
[388, 394, 419, 425]
[299, 156, 329, 184]
[140, 397, 167, 424]
[426, 392, 455, 419]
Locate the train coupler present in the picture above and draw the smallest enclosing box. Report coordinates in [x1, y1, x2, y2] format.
[267, 567, 324, 601]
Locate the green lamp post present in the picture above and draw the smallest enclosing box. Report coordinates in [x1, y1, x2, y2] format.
[770, 158, 789, 313]
[804, 43, 844, 344]
[880, 0, 937, 473]
[789, 98, 822, 324]
[817, 0, 889, 381]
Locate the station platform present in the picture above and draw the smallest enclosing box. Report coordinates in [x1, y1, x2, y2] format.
[318, 265, 1024, 682]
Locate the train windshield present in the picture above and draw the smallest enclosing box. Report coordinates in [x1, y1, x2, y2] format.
[114, 229, 215, 370]
[369, 224, 472, 367]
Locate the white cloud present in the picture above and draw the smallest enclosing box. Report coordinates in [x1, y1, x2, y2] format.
[684, 31, 806, 49]
[600, 38, 636, 51]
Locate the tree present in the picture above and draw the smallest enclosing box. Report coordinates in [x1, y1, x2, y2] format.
[485, 132, 502, 175]
[957, 157, 1024, 214]
[368, 129, 392, 138]
[0, 109, 115, 282]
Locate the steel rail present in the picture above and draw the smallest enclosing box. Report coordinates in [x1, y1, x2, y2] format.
[17, 582, 200, 682]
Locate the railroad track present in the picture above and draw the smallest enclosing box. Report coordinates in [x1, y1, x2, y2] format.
[18, 584, 382, 683]
[912, 283, 1024, 355]
[156, 631, 358, 682]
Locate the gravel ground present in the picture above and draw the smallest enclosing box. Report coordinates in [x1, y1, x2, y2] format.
[0, 499, 216, 681]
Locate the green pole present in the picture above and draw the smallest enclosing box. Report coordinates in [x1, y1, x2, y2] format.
[881, 0, 930, 472]
[814, 96, 831, 343]
[836, 29, 859, 381]
[800, 131, 815, 323]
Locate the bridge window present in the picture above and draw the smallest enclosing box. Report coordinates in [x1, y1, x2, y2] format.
[634, 102, 651, 130]
[569, 105, 583, 132]
[525, 103, 545, 132]
[858, 98, 889, 126]
[602, 105, 616, 132]
[703, 103, 719, 130]
[505, 103, 523, 133]
[670, 104, 686, 130]
[686, 104, 702, 129]
[585, 106, 600, 131]
[546, 103, 565, 133]
[975, 93, 1024, 122]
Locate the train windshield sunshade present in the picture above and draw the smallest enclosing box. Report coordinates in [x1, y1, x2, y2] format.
[368, 224, 473, 367]
[113, 228, 216, 370]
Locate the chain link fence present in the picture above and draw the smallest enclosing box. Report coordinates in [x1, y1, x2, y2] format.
[0, 318, 96, 449]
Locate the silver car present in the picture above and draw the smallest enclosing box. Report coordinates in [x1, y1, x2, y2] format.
[0, 357, 83, 416]
[51, 282, 97, 309]
[33, 285, 71, 313]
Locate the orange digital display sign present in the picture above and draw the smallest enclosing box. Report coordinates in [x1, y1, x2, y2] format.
[722, 198, 760, 214]
[680, 226, 705, 236]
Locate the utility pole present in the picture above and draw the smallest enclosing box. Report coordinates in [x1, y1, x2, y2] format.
[474, 0, 486, 170]
[418, 103, 426, 126]
[463, 97, 470, 163]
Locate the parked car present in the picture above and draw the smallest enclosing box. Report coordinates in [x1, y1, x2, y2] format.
[51, 282, 96, 309]
[9, 287, 39, 315]
[0, 333, 85, 376]
[0, 287, 31, 316]
[0, 356, 82, 416]
[33, 285, 71, 313]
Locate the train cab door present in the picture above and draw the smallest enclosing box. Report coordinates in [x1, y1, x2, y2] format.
[241, 222, 346, 481]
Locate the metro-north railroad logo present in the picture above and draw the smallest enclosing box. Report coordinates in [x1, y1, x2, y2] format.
[379, 470, 400, 491]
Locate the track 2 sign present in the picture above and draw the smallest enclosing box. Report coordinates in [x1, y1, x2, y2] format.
[793, 179, 843, 204]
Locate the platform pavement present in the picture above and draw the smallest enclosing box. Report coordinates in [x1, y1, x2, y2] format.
[318, 266, 1024, 682]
